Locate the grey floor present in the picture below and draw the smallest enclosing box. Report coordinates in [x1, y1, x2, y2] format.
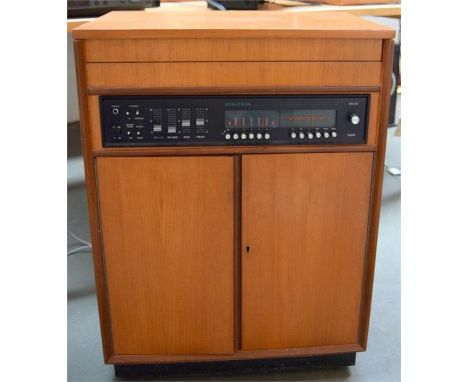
[68, 112, 401, 382]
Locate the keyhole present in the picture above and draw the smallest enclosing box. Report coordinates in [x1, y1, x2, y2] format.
[246, 245, 250, 254]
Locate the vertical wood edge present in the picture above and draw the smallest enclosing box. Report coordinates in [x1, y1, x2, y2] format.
[73, 39, 114, 361]
[358, 38, 395, 349]
[233, 155, 241, 352]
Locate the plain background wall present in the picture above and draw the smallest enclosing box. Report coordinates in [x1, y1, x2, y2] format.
[68, 33, 79, 122]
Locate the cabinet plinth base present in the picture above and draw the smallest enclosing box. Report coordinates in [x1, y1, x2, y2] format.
[113, 352, 356, 378]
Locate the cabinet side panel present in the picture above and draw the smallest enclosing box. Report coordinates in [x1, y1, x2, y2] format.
[358, 38, 395, 348]
[73, 40, 114, 361]
[96, 156, 235, 355]
[242, 152, 374, 350]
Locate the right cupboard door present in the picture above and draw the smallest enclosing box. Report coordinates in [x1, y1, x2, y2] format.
[242, 152, 374, 350]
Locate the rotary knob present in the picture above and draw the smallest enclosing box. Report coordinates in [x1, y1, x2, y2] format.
[264, 133, 271, 140]
[241, 133, 247, 140]
[256, 133, 263, 140]
[249, 133, 255, 140]
[349, 114, 360, 125]
[290, 131, 297, 139]
[307, 132, 314, 139]
[323, 131, 330, 139]
[299, 132, 305, 139]
[225, 132, 231, 140]
[233, 133, 239, 140]
[315, 131, 322, 139]
[331, 131, 338, 138]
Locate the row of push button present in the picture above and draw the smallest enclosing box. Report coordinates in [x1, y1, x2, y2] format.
[290, 130, 338, 140]
[225, 132, 270, 140]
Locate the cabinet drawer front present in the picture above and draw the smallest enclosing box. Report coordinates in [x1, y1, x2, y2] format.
[84, 38, 382, 63]
[242, 152, 373, 350]
[96, 156, 234, 355]
[85, 62, 381, 90]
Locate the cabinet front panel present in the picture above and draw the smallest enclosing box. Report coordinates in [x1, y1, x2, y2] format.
[242, 152, 373, 350]
[96, 156, 234, 355]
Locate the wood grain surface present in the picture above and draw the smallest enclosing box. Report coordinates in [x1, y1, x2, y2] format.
[72, 8, 395, 363]
[72, 10, 395, 40]
[108, 343, 363, 364]
[73, 40, 114, 361]
[84, 38, 382, 63]
[85, 62, 381, 89]
[358, 38, 395, 349]
[96, 156, 235, 355]
[323, 0, 399, 5]
[241, 152, 373, 350]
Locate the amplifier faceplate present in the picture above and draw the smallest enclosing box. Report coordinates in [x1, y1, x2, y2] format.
[100, 95, 369, 147]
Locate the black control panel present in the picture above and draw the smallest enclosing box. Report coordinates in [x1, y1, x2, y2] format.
[101, 95, 369, 147]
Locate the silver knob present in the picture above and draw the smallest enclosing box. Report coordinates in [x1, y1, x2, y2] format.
[241, 133, 247, 140]
[315, 131, 322, 138]
[323, 131, 330, 139]
[307, 132, 314, 139]
[264, 133, 271, 140]
[350, 114, 360, 125]
[331, 131, 338, 138]
[225, 133, 231, 140]
[233, 133, 239, 139]
[290, 131, 297, 139]
[256, 133, 263, 139]
[299, 132, 305, 139]
[249, 133, 255, 140]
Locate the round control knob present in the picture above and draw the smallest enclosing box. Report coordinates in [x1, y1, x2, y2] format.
[331, 131, 338, 138]
[349, 114, 360, 125]
[249, 133, 255, 140]
[290, 131, 297, 139]
[233, 133, 239, 140]
[307, 132, 314, 139]
[299, 132, 305, 139]
[323, 131, 330, 139]
[225, 133, 231, 140]
[241, 133, 247, 140]
[136, 131, 141, 136]
[315, 131, 322, 139]
[264, 133, 271, 140]
[257, 133, 263, 140]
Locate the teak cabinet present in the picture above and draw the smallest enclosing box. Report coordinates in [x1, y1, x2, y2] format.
[96, 156, 235, 355]
[73, 10, 395, 367]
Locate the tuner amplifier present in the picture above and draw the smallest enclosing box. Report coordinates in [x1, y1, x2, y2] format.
[101, 95, 369, 147]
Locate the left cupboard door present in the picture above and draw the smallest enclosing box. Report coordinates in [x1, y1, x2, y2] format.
[95, 156, 235, 355]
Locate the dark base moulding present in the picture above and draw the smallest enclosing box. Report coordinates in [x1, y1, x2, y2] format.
[114, 352, 356, 378]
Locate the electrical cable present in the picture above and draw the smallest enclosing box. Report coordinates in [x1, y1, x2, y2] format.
[67, 245, 92, 256]
[67, 230, 91, 246]
[67, 230, 92, 256]
[206, 0, 226, 10]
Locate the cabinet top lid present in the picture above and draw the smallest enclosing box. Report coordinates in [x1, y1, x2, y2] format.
[72, 10, 395, 40]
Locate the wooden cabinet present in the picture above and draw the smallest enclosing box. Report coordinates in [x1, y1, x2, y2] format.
[96, 153, 374, 355]
[242, 153, 373, 350]
[73, 9, 394, 367]
[96, 156, 235, 355]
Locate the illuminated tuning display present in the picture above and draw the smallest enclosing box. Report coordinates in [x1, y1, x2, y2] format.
[225, 110, 279, 129]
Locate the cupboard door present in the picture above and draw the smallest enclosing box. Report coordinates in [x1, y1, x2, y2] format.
[242, 152, 373, 350]
[96, 156, 234, 355]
